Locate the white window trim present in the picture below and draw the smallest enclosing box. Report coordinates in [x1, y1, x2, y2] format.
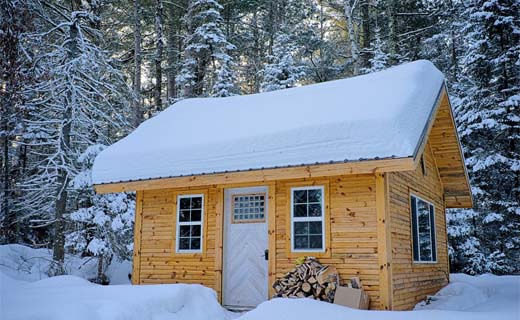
[176, 194, 204, 254]
[290, 186, 326, 253]
[411, 193, 437, 263]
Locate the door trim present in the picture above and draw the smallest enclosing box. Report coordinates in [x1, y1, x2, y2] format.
[215, 183, 276, 304]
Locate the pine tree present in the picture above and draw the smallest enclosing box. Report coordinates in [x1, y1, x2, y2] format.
[154, 0, 164, 111]
[360, 29, 389, 74]
[212, 55, 236, 97]
[177, 0, 236, 98]
[260, 32, 306, 92]
[132, 0, 143, 126]
[67, 145, 135, 284]
[450, 0, 520, 274]
[0, 0, 34, 244]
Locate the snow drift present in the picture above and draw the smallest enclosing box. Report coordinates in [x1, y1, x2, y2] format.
[2, 244, 518, 320]
[240, 274, 519, 320]
[0, 273, 232, 320]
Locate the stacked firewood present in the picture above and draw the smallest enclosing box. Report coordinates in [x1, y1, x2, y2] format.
[272, 257, 339, 302]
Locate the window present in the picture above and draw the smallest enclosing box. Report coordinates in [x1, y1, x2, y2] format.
[411, 195, 437, 262]
[232, 193, 266, 223]
[176, 194, 204, 253]
[291, 186, 325, 252]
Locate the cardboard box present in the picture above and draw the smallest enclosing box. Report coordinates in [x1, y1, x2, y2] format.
[333, 286, 370, 310]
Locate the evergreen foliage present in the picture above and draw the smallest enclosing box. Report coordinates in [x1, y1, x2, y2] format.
[0, 0, 518, 278]
[177, 0, 236, 98]
[261, 33, 306, 92]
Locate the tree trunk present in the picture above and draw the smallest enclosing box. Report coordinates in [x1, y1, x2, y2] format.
[166, 32, 177, 101]
[344, 0, 360, 75]
[386, 0, 399, 64]
[154, 0, 164, 111]
[133, 0, 143, 126]
[2, 94, 10, 242]
[253, 10, 261, 93]
[51, 16, 79, 276]
[360, 0, 371, 69]
[166, 3, 180, 102]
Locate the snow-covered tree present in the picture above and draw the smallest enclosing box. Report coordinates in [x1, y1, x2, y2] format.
[66, 145, 134, 284]
[19, 8, 131, 275]
[360, 29, 389, 74]
[177, 0, 236, 98]
[0, 0, 34, 244]
[448, 0, 520, 274]
[212, 55, 237, 97]
[261, 32, 306, 92]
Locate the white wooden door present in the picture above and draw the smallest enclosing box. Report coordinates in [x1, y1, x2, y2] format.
[223, 186, 269, 309]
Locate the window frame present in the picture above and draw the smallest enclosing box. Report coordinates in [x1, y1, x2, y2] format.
[410, 193, 437, 263]
[290, 186, 326, 253]
[175, 194, 204, 254]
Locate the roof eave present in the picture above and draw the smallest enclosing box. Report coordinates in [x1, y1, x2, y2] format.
[412, 84, 473, 209]
[94, 156, 415, 194]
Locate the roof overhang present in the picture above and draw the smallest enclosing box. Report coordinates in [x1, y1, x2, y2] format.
[94, 157, 415, 193]
[412, 85, 473, 208]
[94, 85, 473, 209]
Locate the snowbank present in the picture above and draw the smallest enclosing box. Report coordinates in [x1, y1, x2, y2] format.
[0, 272, 234, 320]
[240, 274, 519, 320]
[0, 244, 131, 284]
[93, 60, 445, 185]
[1, 245, 517, 320]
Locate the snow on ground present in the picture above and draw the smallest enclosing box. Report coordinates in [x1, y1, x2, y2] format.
[0, 244, 238, 320]
[0, 272, 237, 320]
[241, 274, 520, 320]
[1, 244, 518, 320]
[0, 244, 131, 284]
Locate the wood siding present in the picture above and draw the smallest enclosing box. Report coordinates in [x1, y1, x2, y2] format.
[274, 176, 381, 309]
[132, 149, 449, 310]
[388, 141, 450, 310]
[135, 187, 217, 289]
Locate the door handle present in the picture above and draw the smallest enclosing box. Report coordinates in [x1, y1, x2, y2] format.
[263, 249, 268, 261]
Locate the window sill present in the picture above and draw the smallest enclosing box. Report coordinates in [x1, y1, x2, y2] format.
[412, 260, 438, 265]
[286, 248, 331, 259]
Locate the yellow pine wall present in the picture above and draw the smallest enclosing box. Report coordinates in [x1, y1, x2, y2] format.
[132, 147, 448, 311]
[388, 141, 450, 310]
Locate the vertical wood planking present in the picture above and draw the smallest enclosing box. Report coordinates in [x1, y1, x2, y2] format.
[267, 182, 276, 298]
[132, 191, 144, 284]
[388, 141, 449, 310]
[214, 187, 224, 302]
[376, 173, 393, 310]
[274, 175, 382, 309]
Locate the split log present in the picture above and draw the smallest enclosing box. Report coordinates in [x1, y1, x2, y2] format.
[272, 257, 340, 302]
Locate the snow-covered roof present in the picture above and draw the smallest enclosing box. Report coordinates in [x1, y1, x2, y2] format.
[92, 60, 445, 185]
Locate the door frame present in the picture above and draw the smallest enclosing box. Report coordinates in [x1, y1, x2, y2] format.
[215, 182, 276, 305]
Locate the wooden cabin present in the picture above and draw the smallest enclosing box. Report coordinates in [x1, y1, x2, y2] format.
[93, 60, 472, 311]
